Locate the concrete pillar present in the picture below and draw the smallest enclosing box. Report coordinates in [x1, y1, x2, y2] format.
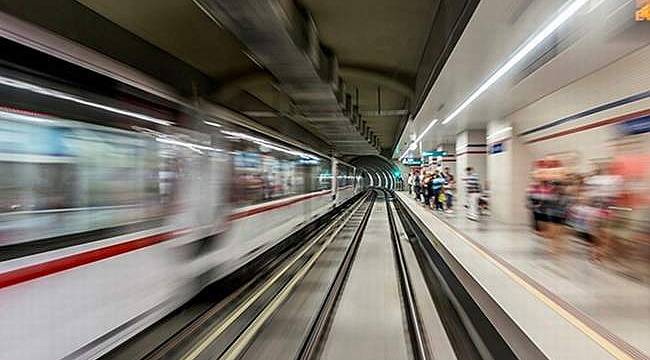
[486, 120, 532, 224]
[456, 130, 487, 208]
[424, 143, 455, 175]
[439, 143, 456, 177]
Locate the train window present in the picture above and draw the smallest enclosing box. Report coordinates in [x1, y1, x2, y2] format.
[0, 110, 167, 247]
[316, 159, 333, 191]
[336, 164, 355, 189]
[223, 128, 331, 208]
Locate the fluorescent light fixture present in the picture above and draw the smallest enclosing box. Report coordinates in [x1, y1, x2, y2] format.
[204, 120, 222, 128]
[400, 0, 590, 159]
[414, 119, 438, 143]
[441, 0, 589, 126]
[0, 75, 174, 126]
[487, 126, 512, 140]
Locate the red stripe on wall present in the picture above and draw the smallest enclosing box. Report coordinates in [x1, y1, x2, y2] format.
[0, 230, 180, 290]
[526, 108, 650, 144]
[228, 190, 332, 221]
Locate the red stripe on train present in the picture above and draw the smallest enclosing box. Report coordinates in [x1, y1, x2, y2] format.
[0, 188, 340, 289]
[0, 230, 180, 290]
[228, 190, 332, 221]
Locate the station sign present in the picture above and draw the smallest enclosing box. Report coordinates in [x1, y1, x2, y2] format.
[422, 150, 447, 157]
[489, 142, 505, 155]
[618, 114, 650, 135]
[402, 157, 422, 166]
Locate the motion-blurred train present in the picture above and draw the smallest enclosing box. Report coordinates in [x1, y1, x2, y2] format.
[0, 36, 364, 360]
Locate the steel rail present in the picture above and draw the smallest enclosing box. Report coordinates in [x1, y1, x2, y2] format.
[384, 189, 430, 360]
[294, 190, 377, 360]
[216, 191, 375, 360]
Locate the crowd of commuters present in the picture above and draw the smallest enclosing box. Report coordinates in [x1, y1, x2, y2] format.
[402, 149, 648, 280]
[527, 156, 649, 280]
[407, 166, 457, 214]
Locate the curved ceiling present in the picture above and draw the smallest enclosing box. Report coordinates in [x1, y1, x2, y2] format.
[349, 155, 398, 188]
[1, 0, 479, 157]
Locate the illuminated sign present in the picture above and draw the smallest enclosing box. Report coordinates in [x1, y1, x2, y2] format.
[402, 157, 422, 166]
[422, 150, 448, 157]
[637, 1, 650, 21]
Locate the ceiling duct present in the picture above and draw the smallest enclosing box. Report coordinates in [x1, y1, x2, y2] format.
[196, 0, 380, 155]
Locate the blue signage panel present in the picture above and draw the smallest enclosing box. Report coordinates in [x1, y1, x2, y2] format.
[618, 115, 650, 135]
[489, 142, 505, 155]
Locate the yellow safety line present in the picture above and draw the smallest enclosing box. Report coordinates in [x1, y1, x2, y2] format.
[404, 195, 633, 360]
[180, 197, 366, 360]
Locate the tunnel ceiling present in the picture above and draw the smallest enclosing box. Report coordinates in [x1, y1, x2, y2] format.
[0, 0, 479, 156]
[348, 155, 397, 181]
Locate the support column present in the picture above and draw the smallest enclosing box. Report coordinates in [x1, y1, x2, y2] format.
[439, 143, 456, 177]
[486, 120, 532, 224]
[456, 130, 486, 209]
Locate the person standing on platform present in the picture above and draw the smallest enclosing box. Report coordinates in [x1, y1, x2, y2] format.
[422, 172, 432, 206]
[413, 171, 421, 201]
[443, 167, 455, 212]
[463, 167, 481, 220]
[407, 172, 414, 195]
[431, 171, 446, 211]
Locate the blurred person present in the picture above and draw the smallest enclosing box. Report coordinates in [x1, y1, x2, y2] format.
[443, 167, 455, 212]
[479, 180, 490, 216]
[413, 171, 421, 201]
[600, 148, 649, 277]
[463, 167, 481, 220]
[584, 164, 622, 262]
[527, 179, 546, 235]
[442, 167, 453, 181]
[445, 177, 456, 213]
[422, 172, 432, 206]
[544, 181, 569, 257]
[431, 171, 446, 211]
[407, 172, 414, 194]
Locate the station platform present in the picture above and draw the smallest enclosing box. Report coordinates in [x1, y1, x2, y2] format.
[396, 191, 649, 360]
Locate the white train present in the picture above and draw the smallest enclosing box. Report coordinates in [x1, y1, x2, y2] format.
[0, 64, 364, 359]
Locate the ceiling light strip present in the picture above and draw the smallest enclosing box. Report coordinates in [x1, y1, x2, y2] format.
[400, 0, 591, 159]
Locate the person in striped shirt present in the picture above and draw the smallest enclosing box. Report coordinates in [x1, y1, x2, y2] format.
[463, 167, 481, 220]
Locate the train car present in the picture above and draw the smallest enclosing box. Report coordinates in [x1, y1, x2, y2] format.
[213, 124, 337, 276]
[0, 44, 362, 360]
[334, 160, 358, 206]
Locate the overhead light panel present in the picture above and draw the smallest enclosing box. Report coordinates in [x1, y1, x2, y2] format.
[204, 120, 223, 128]
[400, 0, 591, 159]
[487, 126, 512, 140]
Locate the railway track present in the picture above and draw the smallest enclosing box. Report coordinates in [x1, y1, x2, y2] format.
[104, 189, 517, 360]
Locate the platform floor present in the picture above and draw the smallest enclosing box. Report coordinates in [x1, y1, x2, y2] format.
[320, 200, 410, 360]
[398, 191, 650, 358]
